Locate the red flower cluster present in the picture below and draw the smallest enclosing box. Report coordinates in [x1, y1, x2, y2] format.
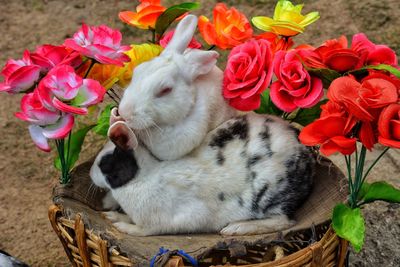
[0, 24, 130, 151]
[300, 34, 397, 72]
[300, 72, 400, 155]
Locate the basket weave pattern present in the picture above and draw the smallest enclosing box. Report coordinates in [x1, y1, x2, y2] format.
[48, 204, 348, 267]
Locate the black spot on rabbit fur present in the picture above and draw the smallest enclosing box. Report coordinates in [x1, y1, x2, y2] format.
[216, 151, 225, 165]
[99, 146, 138, 189]
[247, 155, 262, 168]
[218, 192, 225, 201]
[209, 116, 248, 148]
[252, 183, 269, 212]
[261, 148, 314, 219]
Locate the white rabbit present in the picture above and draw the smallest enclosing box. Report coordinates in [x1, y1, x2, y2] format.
[118, 15, 237, 161]
[90, 109, 315, 236]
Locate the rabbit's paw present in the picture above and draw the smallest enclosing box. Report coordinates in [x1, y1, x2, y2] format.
[103, 211, 132, 224]
[102, 191, 120, 210]
[220, 216, 295, 236]
[112, 222, 149, 236]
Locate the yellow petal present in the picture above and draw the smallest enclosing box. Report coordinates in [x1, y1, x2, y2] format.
[300, 11, 320, 27]
[252, 16, 275, 32]
[270, 21, 304, 36]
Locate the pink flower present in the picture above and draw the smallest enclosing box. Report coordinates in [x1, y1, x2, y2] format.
[159, 30, 202, 49]
[38, 65, 106, 115]
[351, 33, 397, 66]
[0, 50, 41, 93]
[64, 24, 131, 66]
[223, 39, 273, 111]
[14, 89, 74, 152]
[31, 45, 82, 73]
[270, 49, 323, 112]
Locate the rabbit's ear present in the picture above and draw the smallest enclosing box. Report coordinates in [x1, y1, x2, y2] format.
[163, 15, 198, 54]
[108, 121, 138, 151]
[183, 50, 219, 80]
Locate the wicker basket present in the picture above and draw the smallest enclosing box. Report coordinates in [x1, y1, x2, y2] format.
[49, 157, 349, 266]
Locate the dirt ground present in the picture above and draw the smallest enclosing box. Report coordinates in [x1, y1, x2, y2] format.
[0, 0, 399, 266]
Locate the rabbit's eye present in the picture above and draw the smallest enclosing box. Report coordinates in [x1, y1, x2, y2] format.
[156, 87, 172, 98]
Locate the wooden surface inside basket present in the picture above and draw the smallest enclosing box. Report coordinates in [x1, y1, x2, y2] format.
[51, 156, 347, 266]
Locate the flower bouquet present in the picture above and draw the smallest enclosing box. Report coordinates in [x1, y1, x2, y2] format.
[2, 0, 400, 262]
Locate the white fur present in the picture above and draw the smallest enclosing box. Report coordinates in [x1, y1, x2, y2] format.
[90, 113, 310, 236]
[118, 15, 237, 160]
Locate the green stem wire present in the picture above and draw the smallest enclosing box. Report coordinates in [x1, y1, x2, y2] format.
[66, 131, 72, 170]
[361, 147, 390, 185]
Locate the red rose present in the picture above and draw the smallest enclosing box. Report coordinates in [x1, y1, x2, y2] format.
[270, 49, 323, 112]
[378, 103, 400, 148]
[223, 39, 273, 111]
[299, 115, 357, 156]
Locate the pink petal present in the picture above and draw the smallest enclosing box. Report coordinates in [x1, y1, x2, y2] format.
[42, 114, 74, 139]
[293, 77, 324, 108]
[28, 125, 51, 152]
[52, 98, 88, 115]
[270, 81, 297, 112]
[73, 79, 105, 107]
[0, 82, 11, 92]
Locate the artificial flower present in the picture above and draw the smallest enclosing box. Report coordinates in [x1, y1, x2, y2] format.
[252, 0, 319, 37]
[327, 76, 398, 121]
[254, 32, 293, 53]
[313, 36, 362, 72]
[119, 0, 166, 30]
[351, 33, 398, 66]
[198, 3, 253, 49]
[14, 89, 74, 151]
[0, 50, 41, 94]
[31, 45, 82, 73]
[64, 24, 131, 66]
[299, 115, 357, 156]
[378, 103, 400, 148]
[38, 65, 105, 115]
[159, 30, 202, 49]
[85, 63, 120, 90]
[270, 49, 323, 112]
[223, 39, 273, 111]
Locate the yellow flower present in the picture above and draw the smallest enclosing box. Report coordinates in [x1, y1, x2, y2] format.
[252, 0, 320, 37]
[117, 43, 163, 87]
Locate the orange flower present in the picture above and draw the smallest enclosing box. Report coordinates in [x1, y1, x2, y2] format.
[198, 3, 253, 49]
[254, 32, 293, 53]
[119, 0, 166, 30]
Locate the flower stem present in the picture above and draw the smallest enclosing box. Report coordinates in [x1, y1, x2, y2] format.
[361, 147, 390, 185]
[208, 45, 216, 51]
[84, 60, 96, 78]
[55, 139, 70, 184]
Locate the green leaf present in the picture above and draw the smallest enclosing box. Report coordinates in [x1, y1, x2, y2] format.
[292, 99, 328, 126]
[332, 203, 365, 252]
[308, 68, 341, 88]
[93, 104, 113, 136]
[358, 181, 400, 204]
[364, 64, 400, 78]
[54, 125, 96, 171]
[155, 2, 201, 37]
[255, 89, 284, 116]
